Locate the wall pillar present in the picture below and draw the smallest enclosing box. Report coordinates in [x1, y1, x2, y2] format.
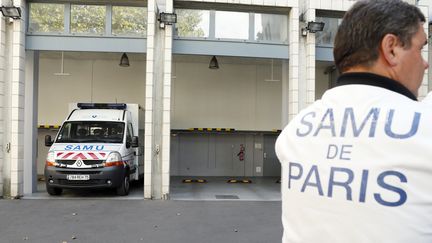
[161, 0, 173, 198]
[304, 5, 317, 106]
[286, 4, 300, 124]
[0, 1, 5, 198]
[144, 0, 156, 199]
[1, 0, 26, 198]
[416, 4, 429, 99]
[145, 0, 173, 199]
[24, 50, 38, 195]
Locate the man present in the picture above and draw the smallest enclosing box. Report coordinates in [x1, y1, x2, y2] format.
[275, 0, 430, 242]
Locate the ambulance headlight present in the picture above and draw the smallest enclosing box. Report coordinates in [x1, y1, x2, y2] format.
[105, 152, 124, 167]
[45, 152, 57, 167]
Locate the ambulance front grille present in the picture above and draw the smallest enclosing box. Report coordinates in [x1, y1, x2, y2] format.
[58, 179, 105, 185]
[56, 160, 105, 165]
[57, 170, 102, 174]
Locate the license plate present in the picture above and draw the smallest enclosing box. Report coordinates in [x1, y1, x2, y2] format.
[66, 174, 90, 180]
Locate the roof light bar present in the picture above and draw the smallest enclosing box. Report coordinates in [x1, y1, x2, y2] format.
[77, 103, 127, 110]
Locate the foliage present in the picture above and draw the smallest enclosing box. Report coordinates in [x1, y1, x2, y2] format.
[29, 3, 147, 36]
[71, 5, 106, 35]
[176, 9, 205, 37]
[29, 3, 64, 33]
[112, 6, 147, 36]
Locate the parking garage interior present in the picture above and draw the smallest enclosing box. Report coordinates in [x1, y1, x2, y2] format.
[26, 51, 335, 200]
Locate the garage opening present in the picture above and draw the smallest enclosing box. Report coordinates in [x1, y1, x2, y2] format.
[30, 51, 146, 199]
[169, 55, 283, 200]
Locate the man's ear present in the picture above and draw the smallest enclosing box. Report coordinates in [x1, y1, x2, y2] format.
[380, 33, 400, 66]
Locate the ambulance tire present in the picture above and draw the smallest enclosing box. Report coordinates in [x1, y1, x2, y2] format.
[46, 185, 62, 196]
[116, 174, 130, 196]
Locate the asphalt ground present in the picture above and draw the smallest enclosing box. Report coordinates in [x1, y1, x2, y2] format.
[0, 199, 282, 243]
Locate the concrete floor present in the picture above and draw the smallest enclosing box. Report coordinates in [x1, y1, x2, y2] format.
[16, 177, 283, 242]
[0, 200, 283, 243]
[24, 178, 145, 199]
[170, 176, 281, 201]
[25, 176, 281, 201]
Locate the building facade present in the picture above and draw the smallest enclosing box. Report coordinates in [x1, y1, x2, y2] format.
[0, 0, 429, 199]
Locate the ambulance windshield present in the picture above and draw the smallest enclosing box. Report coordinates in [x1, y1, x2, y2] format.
[55, 121, 125, 143]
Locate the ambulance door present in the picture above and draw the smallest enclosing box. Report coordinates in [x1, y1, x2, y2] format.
[126, 122, 138, 180]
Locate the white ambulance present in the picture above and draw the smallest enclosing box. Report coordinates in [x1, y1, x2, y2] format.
[44, 103, 144, 196]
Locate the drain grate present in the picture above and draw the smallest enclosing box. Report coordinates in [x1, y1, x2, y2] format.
[215, 194, 239, 199]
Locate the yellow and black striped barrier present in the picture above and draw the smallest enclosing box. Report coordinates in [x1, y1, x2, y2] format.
[182, 179, 207, 183]
[38, 125, 61, 129]
[188, 128, 235, 132]
[227, 179, 252, 184]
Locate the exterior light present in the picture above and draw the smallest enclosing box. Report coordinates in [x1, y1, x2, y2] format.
[209, 56, 219, 69]
[158, 12, 177, 29]
[119, 53, 130, 67]
[301, 21, 325, 36]
[0, 6, 21, 19]
[307, 21, 325, 33]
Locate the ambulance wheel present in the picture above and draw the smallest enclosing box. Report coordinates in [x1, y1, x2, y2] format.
[116, 175, 130, 196]
[46, 185, 62, 196]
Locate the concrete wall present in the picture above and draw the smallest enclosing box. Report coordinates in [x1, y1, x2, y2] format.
[315, 65, 329, 100]
[172, 60, 282, 131]
[170, 132, 276, 177]
[1, 0, 27, 198]
[38, 53, 147, 125]
[38, 53, 283, 131]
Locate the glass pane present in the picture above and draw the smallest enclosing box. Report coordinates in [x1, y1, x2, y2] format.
[215, 11, 249, 40]
[175, 9, 209, 38]
[255, 13, 288, 43]
[315, 17, 342, 46]
[56, 121, 125, 144]
[71, 5, 106, 35]
[112, 6, 147, 36]
[29, 3, 64, 33]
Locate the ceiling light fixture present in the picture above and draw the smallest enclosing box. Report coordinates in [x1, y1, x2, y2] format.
[209, 56, 219, 69]
[119, 53, 130, 67]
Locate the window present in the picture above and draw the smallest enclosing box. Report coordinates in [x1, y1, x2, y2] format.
[175, 9, 209, 38]
[71, 5, 106, 35]
[56, 121, 125, 144]
[112, 6, 147, 36]
[176, 9, 288, 43]
[215, 11, 249, 40]
[29, 3, 64, 33]
[255, 13, 288, 43]
[315, 17, 342, 46]
[126, 123, 134, 143]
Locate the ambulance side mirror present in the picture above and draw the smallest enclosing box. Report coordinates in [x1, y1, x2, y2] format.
[45, 135, 53, 147]
[131, 136, 139, 148]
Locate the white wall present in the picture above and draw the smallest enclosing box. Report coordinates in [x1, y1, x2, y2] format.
[171, 59, 282, 131]
[315, 65, 330, 100]
[38, 53, 147, 125]
[38, 53, 283, 131]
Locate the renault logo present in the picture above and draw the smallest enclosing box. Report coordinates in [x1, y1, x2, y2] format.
[76, 159, 83, 167]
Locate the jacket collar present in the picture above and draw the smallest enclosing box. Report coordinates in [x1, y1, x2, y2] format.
[336, 72, 417, 101]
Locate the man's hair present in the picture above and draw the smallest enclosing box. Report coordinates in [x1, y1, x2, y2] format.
[334, 0, 425, 73]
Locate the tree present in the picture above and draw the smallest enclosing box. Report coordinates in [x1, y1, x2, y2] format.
[70, 5, 106, 34]
[29, 3, 64, 33]
[175, 9, 206, 37]
[112, 6, 147, 36]
[28, 3, 147, 36]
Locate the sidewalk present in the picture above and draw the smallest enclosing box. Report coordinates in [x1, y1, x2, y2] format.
[0, 199, 282, 243]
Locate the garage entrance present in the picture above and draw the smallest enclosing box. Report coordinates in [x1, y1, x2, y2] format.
[27, 51, 146, 199]
[168, 55, 283, 200]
